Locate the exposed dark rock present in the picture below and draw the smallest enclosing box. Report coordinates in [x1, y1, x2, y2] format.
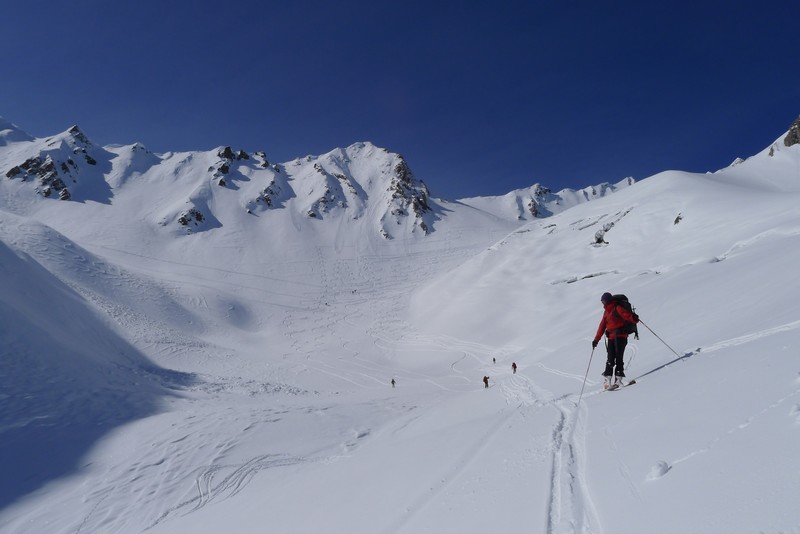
[528, 199, 539, 218]
[59, 188, 71, 200]
[68, 125, 91, 145]
[388, 156, 431, 216]
[411, 195, 429, 214]
[217, 178, 227, 187]
[50, 177, 66, 191]
[534, 185, 551, 198]
[256, 182, 281, 207]
[219, 163, 230, 174]
[237, 150, 250, 160]
[336, 173, 359, 195]
[218, 146, 235, 159]
[784, 116, 800, 147]
[255, 151, 270, 167]
[178, 209, 205, 226]
[40, 159, 55, 174]
[21, 157, 39, 170]
[6, 155, 74, 200]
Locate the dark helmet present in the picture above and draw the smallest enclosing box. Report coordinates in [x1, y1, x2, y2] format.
[601, 292, 613, 304]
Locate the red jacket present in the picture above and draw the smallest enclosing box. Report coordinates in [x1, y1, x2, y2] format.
[594, 300, 638, 343]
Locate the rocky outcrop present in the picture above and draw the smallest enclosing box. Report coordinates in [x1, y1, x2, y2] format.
[1, 124, 107, 202]
[385, 156, 433, 234]
[527, 185, 552, 218]
[67, 125, 91, 146]
[217, 146, 251, 161]
[5, 155, 73, 199]
[178, 208, 205, 226]
[254, 151, 270, 168]
[389, 157, 431, 215]
[255, 181, 282, 207]
[784, 117, 800, 147]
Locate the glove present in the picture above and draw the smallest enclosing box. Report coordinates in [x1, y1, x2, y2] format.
[592, 340, 598, 349]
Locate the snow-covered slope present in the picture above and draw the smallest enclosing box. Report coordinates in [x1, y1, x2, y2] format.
[0, 117, 798, 534]
[0, 213, 196, 515]
[458, 177, 636, 221]
[409, 125, 800, 533]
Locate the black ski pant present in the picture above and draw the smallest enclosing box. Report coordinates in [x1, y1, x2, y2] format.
[603, 336, 627, 377]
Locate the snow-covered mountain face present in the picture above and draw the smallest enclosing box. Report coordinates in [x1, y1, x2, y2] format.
[1, 116, 799, 534]
[457, 178, 636, 221]
[0, 119, 633, 245]
[0, 122, 443, 241]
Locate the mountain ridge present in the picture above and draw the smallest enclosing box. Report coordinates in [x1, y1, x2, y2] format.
[1, 119, 643, 240]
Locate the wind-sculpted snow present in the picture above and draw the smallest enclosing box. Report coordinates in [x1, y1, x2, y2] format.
[0, 227, 197, 514]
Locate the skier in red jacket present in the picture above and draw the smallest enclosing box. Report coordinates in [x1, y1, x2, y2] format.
[592, 292, 639, 389]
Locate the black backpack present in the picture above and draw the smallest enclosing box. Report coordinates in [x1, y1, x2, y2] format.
[611, 294, 639, 338]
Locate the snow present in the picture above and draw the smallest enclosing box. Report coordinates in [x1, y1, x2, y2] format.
[1, 120, 799, 533]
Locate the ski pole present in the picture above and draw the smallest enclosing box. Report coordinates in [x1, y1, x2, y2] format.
[626, 344, 637, 372]
[577, 347, 595, 406]
[639, 319, 683, 360]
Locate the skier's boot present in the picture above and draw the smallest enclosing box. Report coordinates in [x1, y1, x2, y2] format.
[603, 375, 612, 390]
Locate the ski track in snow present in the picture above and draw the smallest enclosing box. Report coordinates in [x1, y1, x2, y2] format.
[145, 453, 308, 530]
[700, 319, 800, 354]
[133, 232, 516, 531]
[497, 369, 604, 534]
[545, 399, 603, 534]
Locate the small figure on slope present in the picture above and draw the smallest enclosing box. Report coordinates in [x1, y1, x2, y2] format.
[483, 376, 490, 388]
[391, 378, 396, 388]
[511, 362, 517, 374]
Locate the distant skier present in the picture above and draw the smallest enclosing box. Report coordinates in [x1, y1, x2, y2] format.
[592, 292, 639, 389]
[391, 378, 396, 388]
[511, 362, 517, 374]
[483, 376, 489, 388]
[493, 357, 496, 364]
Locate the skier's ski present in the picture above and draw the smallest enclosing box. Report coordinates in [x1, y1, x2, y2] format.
[606, 378, 636, 391]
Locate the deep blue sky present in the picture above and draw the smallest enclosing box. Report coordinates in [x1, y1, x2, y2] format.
[3, 1, 799, 199]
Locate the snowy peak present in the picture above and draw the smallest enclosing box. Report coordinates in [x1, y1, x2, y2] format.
[782, 115, 800, 147]
[0, 123, 437, 239]
[0, 117, 34, 146]
[1, 123, 113, 202]
[457, 178, 635, 222]
[6, 112, 800, 240]
[3, 119, 631, 241]
[268, 141, 435, 238]
[714, 116, 800, 192]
